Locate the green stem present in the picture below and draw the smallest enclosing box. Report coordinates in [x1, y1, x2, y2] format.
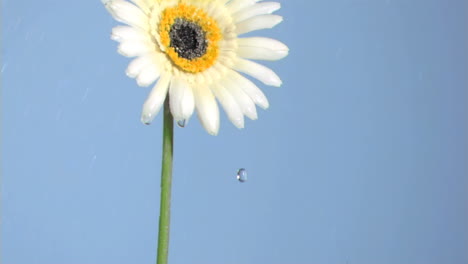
[157, 98, 174, 264]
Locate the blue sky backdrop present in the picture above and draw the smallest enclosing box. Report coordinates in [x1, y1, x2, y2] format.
[2, 0, 468, 263]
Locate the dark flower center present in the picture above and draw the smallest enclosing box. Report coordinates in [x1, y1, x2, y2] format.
[169, 18, 207, 60]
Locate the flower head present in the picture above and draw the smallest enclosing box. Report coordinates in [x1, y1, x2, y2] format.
[104, 0, 288, 135]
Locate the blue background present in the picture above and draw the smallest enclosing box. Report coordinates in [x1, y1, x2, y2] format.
[2, 0, 467, 263]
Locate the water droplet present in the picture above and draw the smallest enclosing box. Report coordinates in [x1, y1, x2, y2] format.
[55, 109, 63, 121]
[89, 154, 97, 169]
[141, 113, 153, 125]
[81, 87, 90, 102]
[177, 119, 186, 127]
[237, 168, 247, 182]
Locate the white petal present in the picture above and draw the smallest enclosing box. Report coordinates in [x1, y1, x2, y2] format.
[136, 62, 160, 87]
[233, 2, 281, 23]
[104, 0, 148, 30]
[211, 84, 245, 129]
[169, 78, 183, 121]
[237, 37, 288, 61]
[111, 26, 148, 42]
[180, 88, 195, 121]
[141, 74, 170, 125]
[237, 46, 285, 61]
[169, 77, 195, 122]
[118, 40, 152, 57]
[130, 0, 150, 14]
[235, 14, 283, 35]
[227, 0, 257, 13]
[228, 70, 269, 109]
[126, 55, 151, 78]
[194, 85, 220, 136]
[233, 58, 282, 87]
[223, 77, 258, 120]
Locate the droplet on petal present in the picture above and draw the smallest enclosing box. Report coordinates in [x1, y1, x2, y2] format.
[141, 113, 153, 125]
[177, 119, 186, 127]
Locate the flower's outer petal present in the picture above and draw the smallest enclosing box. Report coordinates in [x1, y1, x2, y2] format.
[233, 58, 282, 87]
[237, 37, 288, 61]
[226, 0, 258, 13]
[169, 78, 183, 121]
[139, 0, 155, 9]
[169, 77, 195, 122]
[211, 84, 245, 129]
[223, 76, 258, 120]
[141, 74, 171, 125]
[180, 88, 195, 122]
[228, 70, 269, 109]
[130, 0, 150, 14]
[118, 40, 152, 57]
[194, 85, 220, 135]
[233, 2, 280, 23]
[103, 0, 148, 30]
[111, 26, 149, 42]
[136, 61, 160, 87]
[126, 55, 152, 78]
[235, 14, 282, 35]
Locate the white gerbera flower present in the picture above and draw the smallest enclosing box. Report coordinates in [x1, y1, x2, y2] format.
[103, 0, 288, 135]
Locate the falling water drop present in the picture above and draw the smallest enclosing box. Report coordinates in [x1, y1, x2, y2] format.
[177, 119, 186, 128]
[237, 168, 247, 182]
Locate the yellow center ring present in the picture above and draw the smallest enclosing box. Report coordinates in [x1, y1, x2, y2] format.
[159, 3, 222, 73]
